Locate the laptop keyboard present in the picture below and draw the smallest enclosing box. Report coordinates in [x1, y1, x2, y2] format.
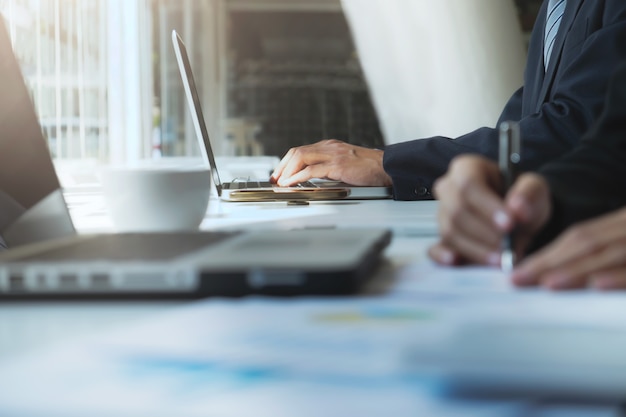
[232, 179, 318, 189]
[232, 180, 272, 189]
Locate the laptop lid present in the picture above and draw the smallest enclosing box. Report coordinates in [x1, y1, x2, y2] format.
[0, 17, 75, 249]
[171, 30, 390, 201]
[171, 30, 225, 197]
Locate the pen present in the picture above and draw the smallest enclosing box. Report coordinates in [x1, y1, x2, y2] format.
[498, 121, 521, 272]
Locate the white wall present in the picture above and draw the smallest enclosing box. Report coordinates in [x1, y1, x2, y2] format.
[341, 0, 527, 144]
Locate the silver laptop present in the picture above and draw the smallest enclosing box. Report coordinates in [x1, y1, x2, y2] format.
[172, 30, 392, 202]
[0, 19, 391, 299]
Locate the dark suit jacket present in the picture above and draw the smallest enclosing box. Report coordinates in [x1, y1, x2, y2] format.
[383, 0, 626, 200]
[530, 62, 626, 250]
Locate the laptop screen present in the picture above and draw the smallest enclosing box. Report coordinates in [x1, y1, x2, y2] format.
[172, 30, 224, 197]
[0, 18, 74, 248]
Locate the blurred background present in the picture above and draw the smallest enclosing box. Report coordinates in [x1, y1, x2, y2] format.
[0, 0, 542, 170]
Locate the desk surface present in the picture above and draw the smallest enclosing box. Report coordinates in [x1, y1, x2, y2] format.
[1, 196, 438, 357]
[0, 193, 622, 417]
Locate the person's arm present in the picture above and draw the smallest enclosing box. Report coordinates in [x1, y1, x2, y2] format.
[383, 87, 523, 201]
[387, 1, 626, 200]
[430, 62, 626, 289]
[528, 61, 626, 249]
[505, 62, 626, 289]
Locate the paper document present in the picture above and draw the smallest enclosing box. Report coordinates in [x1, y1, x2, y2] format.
[0, 297, 539, 417]
[1, 263, 624, 416]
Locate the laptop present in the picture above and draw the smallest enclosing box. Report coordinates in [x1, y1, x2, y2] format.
[0, 18, 391, 299]
[171, 30, 392, 202]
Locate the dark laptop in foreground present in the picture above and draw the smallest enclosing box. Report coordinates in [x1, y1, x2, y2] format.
[172, 30, 392, 202]
[0, 20, 391, 299]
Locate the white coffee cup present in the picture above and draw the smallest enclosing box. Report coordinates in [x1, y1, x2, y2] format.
[101, 166, 211, 232]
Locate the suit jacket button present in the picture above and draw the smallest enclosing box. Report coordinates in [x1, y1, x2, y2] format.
[414, 186, 429, 196]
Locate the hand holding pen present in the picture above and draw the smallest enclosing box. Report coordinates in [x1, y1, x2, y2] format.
[429, 126, 551, 269]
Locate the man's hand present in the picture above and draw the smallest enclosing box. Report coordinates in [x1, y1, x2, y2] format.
[512, 208, 626, 290]
[428, 155, 551, 267]
[270, 139, 392, 187]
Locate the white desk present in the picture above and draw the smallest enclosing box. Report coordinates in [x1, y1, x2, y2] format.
[0, 194, 622, 417]
[0, 196, 438, 355]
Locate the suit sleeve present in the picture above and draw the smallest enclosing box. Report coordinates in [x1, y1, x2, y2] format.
[529, 63, 626, 250]
[383, 1, 626, 201]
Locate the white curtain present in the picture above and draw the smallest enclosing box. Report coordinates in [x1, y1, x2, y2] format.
[341, 0, 527, 144]
[107, 0, 154, 163]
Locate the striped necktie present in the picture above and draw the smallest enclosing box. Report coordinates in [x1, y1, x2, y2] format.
[544, 0, 567, 71]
